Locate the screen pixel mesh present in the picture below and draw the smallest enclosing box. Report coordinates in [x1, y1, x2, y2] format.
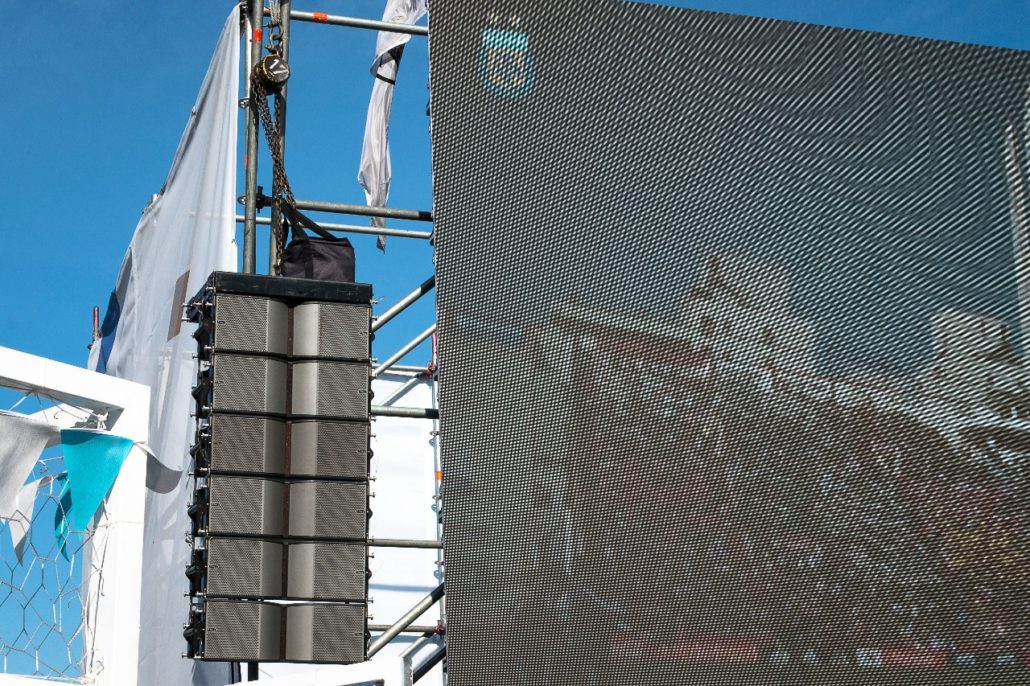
[430, 2, 1030, 683]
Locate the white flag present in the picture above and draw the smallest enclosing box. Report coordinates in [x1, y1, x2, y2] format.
[96, 7, 239, 685]
[358, 0, 427, 251]
[9, 474, 55, 564]
[0, 411, 58, 530]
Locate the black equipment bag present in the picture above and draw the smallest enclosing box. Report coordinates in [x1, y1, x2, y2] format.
[280, 203, 356, 282]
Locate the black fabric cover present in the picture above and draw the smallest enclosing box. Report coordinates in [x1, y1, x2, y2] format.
[280, 205, 356, 283]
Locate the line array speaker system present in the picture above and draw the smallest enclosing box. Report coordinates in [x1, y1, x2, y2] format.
[183, 272, 372, 664]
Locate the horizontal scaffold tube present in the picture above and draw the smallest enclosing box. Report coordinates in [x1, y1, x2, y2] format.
[293, 198, 432, 222]
[371, 405, 440, 420]
[368, 623, 440, 634]
[268, 8, 429, 35]
[236, 215, 433, 240]
[368, 538, 443, 549]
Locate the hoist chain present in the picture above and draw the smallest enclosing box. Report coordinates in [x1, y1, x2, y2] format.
[251, 62, 292, 274]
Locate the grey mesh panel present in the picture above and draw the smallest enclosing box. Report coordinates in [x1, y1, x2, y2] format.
[288, 481, 368, 539]
[284, 604, 366, 663]
[206, 537, 283, 598]
[207, 475, 286, 537]
[213, 293, 289, 355]
[289, 419, 369, 479]
[290, 361, 370, 419]
[293, 301, 371, 360]
[211, 354, 287, 414]
[430, 0, 1030, 683]
[286, 541, 367, 600]
[209, 414, 287, 474]
[204, 600, 282, 661]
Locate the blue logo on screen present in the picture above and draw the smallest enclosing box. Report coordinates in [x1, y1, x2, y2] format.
[480, 29, 534, 98]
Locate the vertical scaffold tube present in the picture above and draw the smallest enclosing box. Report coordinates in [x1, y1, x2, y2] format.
[242, 0, 264, 274]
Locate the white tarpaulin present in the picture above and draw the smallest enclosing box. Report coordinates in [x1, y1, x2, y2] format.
[0, 411, 58, 537]
[94, 7, 239, 685]
[357, 0, 427, 251]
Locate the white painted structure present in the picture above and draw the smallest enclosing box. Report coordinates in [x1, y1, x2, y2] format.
[0, 346, 151, 686]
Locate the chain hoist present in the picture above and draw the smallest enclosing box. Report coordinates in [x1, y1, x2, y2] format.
[251, 17, 292, 274]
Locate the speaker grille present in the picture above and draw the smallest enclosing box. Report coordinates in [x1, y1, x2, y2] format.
[207, 537, 283, 598]
[291, 361, 369, 419]
[287, 542, 366, 600]
[292, 301, 370, 360]
[284, 604, 366, 663]
[290, 420, 369, 479]
[213, 294, 288, 355]
[289, 481, 368, 539]
[204, 599, 282, 661]
[208, 475, 286, 537]
[209, 415, 286, 474]
[211, 354, 287, 414]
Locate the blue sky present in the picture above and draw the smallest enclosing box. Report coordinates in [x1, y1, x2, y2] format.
[2, 0, 1029, 379]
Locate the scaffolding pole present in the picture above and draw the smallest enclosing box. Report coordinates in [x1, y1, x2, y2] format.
[378, 374, 427, 407]
[368, 538, 443, 550]
[293, 197, 432, 222]
[367, 584, 445, 658]
[269, 8, 429, 35]
[413, 645, 446, 682]
[368, 623, 439, 633]
[242, 0, 264, 274]
[373, 276, 436, 332]
[389, 364, 435, 374]
[430, 366, 445, 633]
[237, 215, 433, 240]
[372, 405, 439, 420]
[374, 324, 436, 378]
[401, 633, 445, 683]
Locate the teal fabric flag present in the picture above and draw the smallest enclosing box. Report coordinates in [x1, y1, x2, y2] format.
[53, 475, 70, 556]
[53, 474, 71, 559]
[60, 429, 135, 532]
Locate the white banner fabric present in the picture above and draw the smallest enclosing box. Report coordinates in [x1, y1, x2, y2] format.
[357, 0, 427, 250]
[100, 8, 240, 685]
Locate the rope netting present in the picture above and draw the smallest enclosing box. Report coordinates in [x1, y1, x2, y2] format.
[0, 398, 107, 683]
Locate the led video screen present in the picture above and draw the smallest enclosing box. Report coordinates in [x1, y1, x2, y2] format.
[430, 1, 1030, 683]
